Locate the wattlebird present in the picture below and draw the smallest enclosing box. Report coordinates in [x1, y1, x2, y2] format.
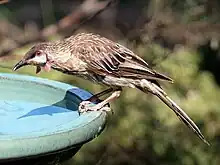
[13, 32, 209, 145]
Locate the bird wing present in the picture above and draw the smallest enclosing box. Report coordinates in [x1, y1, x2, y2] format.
[73, 33, 172, 82]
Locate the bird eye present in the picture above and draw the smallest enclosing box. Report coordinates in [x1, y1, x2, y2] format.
[35, 51, 41, 56]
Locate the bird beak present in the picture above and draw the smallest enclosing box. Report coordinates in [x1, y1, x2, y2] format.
[13, 60, 28, 71]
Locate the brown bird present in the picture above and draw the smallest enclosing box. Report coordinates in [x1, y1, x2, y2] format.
[13, 33, 209, 145]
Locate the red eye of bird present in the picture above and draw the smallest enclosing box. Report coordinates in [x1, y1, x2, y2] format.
[35, 51, 41, 56]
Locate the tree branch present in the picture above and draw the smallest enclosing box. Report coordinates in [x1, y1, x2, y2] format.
[0, 0, 117, 57]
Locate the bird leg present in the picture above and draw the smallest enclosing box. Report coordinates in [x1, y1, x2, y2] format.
[79, 87, 122, 114]
[86, 88, 114, 103]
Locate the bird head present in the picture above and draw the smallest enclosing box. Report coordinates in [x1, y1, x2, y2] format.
[13, 43, 52, 74]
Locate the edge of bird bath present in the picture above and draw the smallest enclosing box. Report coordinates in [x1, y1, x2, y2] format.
[0, 73, 107, 161]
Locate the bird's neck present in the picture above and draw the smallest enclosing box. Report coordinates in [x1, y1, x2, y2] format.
[50, 60, 87, 76]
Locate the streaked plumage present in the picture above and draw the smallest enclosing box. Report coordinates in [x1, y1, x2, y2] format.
[13, 32, 209, 145]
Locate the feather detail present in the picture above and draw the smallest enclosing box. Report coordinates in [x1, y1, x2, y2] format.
[137, 79, 209, 145]
[69, 33, 172, 82]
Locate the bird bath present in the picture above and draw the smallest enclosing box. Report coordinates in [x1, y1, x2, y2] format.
[0, 73, 107, 165]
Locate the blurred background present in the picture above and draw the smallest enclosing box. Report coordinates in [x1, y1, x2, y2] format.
[1, 0, 220, 165]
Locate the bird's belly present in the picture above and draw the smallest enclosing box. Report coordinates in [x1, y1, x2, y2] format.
[73, 72, 103, 84]
[67, 71, 138, 88]
[102, 76, 138, 88]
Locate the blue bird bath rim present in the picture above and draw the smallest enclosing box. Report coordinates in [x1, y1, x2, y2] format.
[0, 73, 107, 161]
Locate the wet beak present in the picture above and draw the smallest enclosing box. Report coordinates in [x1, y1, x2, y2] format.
[13, 60, 28, 71]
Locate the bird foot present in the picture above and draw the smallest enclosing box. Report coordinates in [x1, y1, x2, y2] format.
[78, 101, 112, 114]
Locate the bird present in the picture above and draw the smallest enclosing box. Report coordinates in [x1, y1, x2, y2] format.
[13, 32, 209, 145]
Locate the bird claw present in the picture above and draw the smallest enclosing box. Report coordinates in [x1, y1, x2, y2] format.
[78, 101, 112, 114]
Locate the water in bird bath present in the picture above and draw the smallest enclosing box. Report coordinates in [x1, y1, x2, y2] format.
[0, 100, 79, 135]
[0, 74, 84, 137]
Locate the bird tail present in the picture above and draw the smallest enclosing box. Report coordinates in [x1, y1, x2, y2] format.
[137, 79, 210, 145]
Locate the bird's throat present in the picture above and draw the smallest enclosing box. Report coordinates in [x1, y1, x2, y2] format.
[43, 62, 51, 72]
[36, 62, 51, 74]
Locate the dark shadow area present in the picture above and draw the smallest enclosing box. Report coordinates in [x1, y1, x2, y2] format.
[17, 106, 72, 119]
[198, 41, 220, 86]
[0, 146, 82, 165]
[16, 88, 94, 119]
